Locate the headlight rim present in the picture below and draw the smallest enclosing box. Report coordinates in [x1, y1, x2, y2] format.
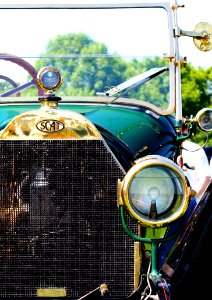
[120, 155, 190, 228]
[196, 108, 212, 132]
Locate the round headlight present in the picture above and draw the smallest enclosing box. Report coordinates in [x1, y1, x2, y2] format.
[196, 108, 212, 132]
[118, 155, 190, 228]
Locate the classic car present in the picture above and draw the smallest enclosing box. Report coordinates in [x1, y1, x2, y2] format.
[0, 1, 211, 299]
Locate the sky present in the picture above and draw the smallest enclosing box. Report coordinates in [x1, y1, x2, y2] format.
[0, 0, 211, 75]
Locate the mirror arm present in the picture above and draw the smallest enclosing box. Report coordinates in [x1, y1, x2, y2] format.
[174, 27, 209, 39]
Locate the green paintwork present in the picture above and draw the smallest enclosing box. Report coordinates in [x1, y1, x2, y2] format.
[0, 102, 175, 155]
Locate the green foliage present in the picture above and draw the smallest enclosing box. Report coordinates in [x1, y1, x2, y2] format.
[34, 33, 128, 96]
[28, 33, 170, 104]
[21, 32, 211, 144]
[0, 81, 11, 94]
[121, 58, 169, 109]
[181, 65, 212, 145]
[181, 65, 211, 117]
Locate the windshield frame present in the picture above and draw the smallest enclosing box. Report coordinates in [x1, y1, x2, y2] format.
[0, 1, 176, 116]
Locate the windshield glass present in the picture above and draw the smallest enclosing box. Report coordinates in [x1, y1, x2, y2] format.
[0, 1, 172, 112]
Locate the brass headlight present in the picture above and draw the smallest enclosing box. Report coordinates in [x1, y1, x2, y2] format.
[118, 155, 190, 228]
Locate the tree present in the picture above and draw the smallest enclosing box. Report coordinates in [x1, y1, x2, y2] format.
[22, 32, 211, 145]
[125, 57, 169, 108]
[33, 33, 170, 105]
[34, 33, 128, 96]
[181, 64, 212, 117]
[181, 65, 212, 146]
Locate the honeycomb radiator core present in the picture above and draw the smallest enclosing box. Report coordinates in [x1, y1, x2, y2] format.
[0, 140, 136, 298]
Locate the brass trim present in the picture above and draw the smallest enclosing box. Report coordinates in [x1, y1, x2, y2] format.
[37, 288, 66, 297]
[134, 241, 141, 289]
[117, 179, 124, 206]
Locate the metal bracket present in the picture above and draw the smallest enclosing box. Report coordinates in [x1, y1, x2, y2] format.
[174, 27, 209, 39]
[174, 22, 212, 52]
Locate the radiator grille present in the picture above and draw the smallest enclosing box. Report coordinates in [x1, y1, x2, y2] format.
[0, 140, 137, 298]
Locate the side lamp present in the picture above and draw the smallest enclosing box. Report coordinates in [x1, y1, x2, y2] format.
[195, 108, 212, 132]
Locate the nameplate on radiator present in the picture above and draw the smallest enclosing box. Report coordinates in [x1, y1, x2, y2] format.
[37, 288, 67, 297]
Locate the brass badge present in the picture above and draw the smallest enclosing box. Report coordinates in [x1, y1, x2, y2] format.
[36, 120, 64, 132]
[37, 288, 67, 297]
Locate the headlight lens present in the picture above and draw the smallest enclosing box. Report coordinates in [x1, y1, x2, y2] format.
[196, 108, 212, 132]
[119, 155, 189, 228]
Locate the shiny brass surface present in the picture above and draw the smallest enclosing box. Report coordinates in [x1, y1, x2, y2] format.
[37, 288, 66, 297]
[0, 102, 101, 140]
[117, 179, 124, 206]
[193, 22, 212, 52]
[134, 241, 141, 289]
[99, 284, 109, 296]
